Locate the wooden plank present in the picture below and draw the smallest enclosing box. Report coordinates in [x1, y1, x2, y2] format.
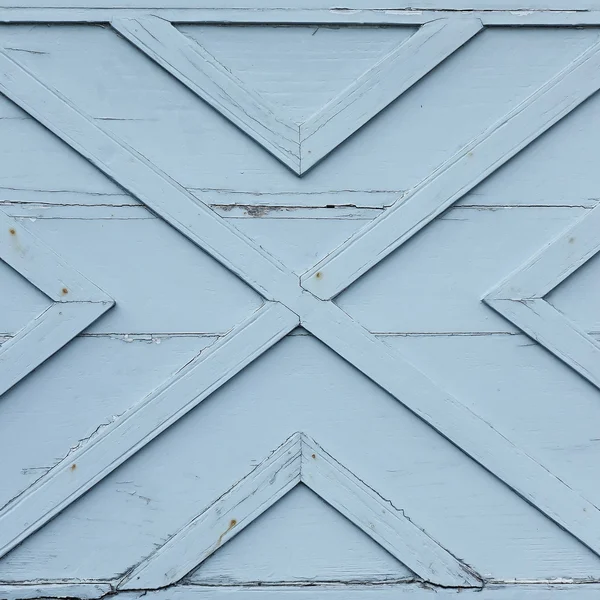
[114, 583, 600, 600]
[2, 216, 265, 335]
[120, 434, 303, 589]
[6, 583, 600, 600]
[301, 300, 600, 556]
[335, 206, 585, 335]
[301, 436, 482, 588]
[112, 16, 301, 174]
[0, 50, 293, 302]
[0, 583, 111, 600]
[0, 302, 298, 559]
[300, 18, 483, 172]
[3, 8, 600, 25]
[301, 40, 600, 299]
[1, 1, 600, 14]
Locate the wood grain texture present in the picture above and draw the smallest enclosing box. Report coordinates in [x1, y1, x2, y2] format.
[120, 433, 481, 590]
[0, 210, 113, 396]
[301, 40, 600, 299]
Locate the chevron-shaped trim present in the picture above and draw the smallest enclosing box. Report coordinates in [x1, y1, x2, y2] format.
[484, 204, 600, 390]
[119, 433, 482, 590]
[0, 210, 113, 397]
[112, 16, 482, 175]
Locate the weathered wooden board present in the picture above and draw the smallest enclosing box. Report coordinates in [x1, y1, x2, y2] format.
[2, 14, 600, 600]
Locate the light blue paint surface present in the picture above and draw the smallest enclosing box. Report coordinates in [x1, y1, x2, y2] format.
[1, 12, 600, 599]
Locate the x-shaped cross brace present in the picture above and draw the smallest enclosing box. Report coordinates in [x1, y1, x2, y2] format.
[1, 34, 600, 561]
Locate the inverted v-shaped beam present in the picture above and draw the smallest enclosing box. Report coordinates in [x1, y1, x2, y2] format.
[1, 43, 600, 564]
[112, 17, 482, 175]
[484, 204, 600, 391]
[119, 433, 482, 590]
[0, 210, 113, 397]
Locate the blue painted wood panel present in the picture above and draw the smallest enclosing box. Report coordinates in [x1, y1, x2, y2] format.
[1, 10, 600, 599]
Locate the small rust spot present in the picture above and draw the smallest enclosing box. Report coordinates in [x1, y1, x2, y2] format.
[311, 453, 316, 459]
[9, 228, 16, 235]
[315, 272, 322, 279]
[70, 463, 77, 471]
[216, 518, 237, 548]
[61, 287, 69, 295]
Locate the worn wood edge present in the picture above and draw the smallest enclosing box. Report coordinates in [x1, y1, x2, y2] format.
[300, 39, 600, 299]
[6, 582, 600, 599]
[299, 18, 483, 173]
[301, 301, 600, 556]
[111, 16, 302, 174]
[0, 50, 294, 301]
[119, 433, 304, 589]
[300, 436, 483, 588]
[0, 302, 298, 560]
[3, 8, 600, 25]
[5, 582, 600, 600]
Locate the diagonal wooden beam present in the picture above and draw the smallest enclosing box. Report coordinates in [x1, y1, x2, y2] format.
[119, 433, 304, 590]
[301, 40, 600, 299]
[112, 17, 481, 175]
[119, 433, 481, 590]
[0, 50, 294, 302]
[299, 18, 483, 173]
[301, 300, 600, 556]
[301, 435, 482, 588]
[0, 302, 298, 559]
[0, 210, 113, 397]
[485, 205, 600, 390]
[112, 16, 302, 174]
